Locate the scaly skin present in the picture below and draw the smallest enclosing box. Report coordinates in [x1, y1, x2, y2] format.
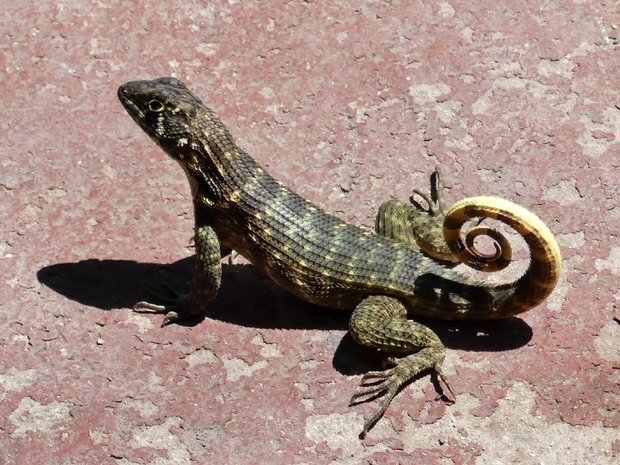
[118, 77, 562, 437]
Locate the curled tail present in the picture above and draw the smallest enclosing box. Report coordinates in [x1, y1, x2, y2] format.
[443, 196, 562, 316]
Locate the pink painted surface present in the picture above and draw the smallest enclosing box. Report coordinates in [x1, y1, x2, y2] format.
[1, 1, 618, 464]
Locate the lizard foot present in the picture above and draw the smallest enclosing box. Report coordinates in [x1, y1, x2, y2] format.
[133, 284, 189, 326]
[375, 166, 455, 263]
[350, 351, 454, 438]
[133, 301, 183, 326]
[409, 165, 446, 217]
[406, 166, 460, 263]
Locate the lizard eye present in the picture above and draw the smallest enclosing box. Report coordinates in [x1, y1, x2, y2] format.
[147, 100, 165, 112]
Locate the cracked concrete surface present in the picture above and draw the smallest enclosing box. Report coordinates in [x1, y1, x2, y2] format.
[1, 1, 619, 464]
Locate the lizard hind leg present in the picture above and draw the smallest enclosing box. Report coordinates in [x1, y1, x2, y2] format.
[375, 166, 458, 265]
[409, 165, 446, 217]
[348, 295, 453, 437]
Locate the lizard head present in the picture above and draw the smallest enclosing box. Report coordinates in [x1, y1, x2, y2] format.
[118, 77, 204, 157]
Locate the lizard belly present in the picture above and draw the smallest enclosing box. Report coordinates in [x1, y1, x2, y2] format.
[209, 214, 371, 309]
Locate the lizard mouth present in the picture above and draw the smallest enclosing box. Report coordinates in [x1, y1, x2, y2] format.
[117, 83, 146, 122]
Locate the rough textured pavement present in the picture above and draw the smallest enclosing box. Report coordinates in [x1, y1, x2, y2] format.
[1, 1, 619, 464]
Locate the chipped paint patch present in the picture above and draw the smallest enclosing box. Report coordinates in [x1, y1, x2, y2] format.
[305, 412, 373, 455]
[595, 318, 620, 362]
[222, 357, 268, 382]
[0, 367, 37, 394]
[408, 82, 452, 105]
[542, 179, 582, 206]
[9, 397, 72, 437]
[185, 348, 218, 367]
[129, 417, 191, 464]
[576, 107, 620, 157]
[252, 334, 284, 358]
[595, 247, 620, 275]
[401, 383, 619, 464]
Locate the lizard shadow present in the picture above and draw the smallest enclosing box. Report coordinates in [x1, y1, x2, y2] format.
[36, 257, 347, 331]
[38, 257, 533, 376]
[333, 317, 533, 377]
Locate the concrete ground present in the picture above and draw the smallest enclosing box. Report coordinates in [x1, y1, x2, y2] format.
[1, 1, 619, 464]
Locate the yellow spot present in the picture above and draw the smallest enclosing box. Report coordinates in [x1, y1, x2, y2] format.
[388, 270, 399, 280]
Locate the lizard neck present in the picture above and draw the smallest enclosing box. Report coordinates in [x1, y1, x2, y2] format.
[179, 107, 263, 206]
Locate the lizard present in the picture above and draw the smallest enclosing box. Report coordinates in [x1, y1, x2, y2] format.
[117, 77, 562, 437]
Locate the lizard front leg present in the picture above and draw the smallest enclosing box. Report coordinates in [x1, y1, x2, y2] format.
[348, 295, 454, 437]
[134, 225, 222, 326]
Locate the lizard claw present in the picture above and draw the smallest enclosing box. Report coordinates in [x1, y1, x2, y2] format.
[161, 311, 180, 327]
[133, 293, 189, 326]
[409, 165, 446, 216]
[350, 351, 453, 438]
[349, 362, 408, 437]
